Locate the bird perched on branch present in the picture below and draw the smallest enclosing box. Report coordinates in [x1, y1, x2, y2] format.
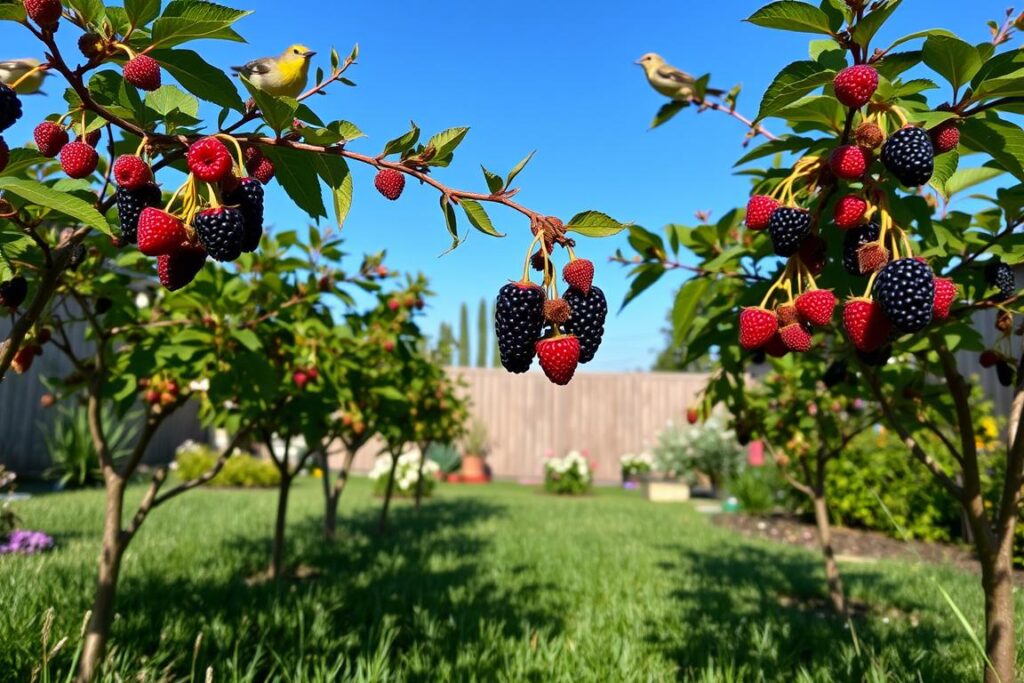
[231, 45, 316, 98]
[636, 53, 722, 101]
[0, 58, 48, 94]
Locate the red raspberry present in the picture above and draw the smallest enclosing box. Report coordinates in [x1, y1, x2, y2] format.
[374, 168, 405, 200]
[59, 141, 98, 179]
[535, 335, 581, 385]
[34, 121, 68, 158]
[745, 195, 779, 231]
[795, 289, 837, 326]
[186, 137, 233, 182]
[842, 297, 891, 352]
[833, 194, 867, 229]
[932, 277, 957, 321]
[113, 155, 152, 190]
[779, 322, 813, 352]
[137, 207, 187, 256]
[123, 54, 161, 91]
[776, 303, 799, 326]
[563, 258, 594, 295]
[738, 306, 778, 351]
[833, 65, 878, 108]
[930, 121, 960, 154]
[0, 137, 7, 173]
[24, 0, 62, 27]
[829, 145, 870, 180]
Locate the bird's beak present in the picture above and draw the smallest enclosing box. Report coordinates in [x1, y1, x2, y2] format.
[303, 50, 316, 59]
[634, 58, 643, 65]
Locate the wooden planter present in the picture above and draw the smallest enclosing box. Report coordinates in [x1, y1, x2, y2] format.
[644, 480, 691, 503]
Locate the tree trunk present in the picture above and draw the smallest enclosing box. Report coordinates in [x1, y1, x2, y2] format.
[322, 449, 356, 541]
[268, 473, 291, 580]
[414, 443, 428, 510]
[377, 452, 400, 535]
[76, 477, 126, 682]
[979, 515, 1018, 683]
[811, 490, 846, 615]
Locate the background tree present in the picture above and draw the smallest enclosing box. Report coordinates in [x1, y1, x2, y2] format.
[458, 302, 470, 367]
[476, 297, 487, 367]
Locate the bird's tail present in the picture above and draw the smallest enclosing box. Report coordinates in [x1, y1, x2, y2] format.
[705, 87, 725, 97]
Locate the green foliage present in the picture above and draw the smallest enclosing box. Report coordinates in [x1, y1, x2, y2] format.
[476, 298, 488, 368]
[43, 404, 140, 489]
[458, 303, 470, 367]
[174, 443, 280, 488]
[461, 419, 489, 457]
[427, 442, 461, 475]
[653, 418, 744, 489]
[369, 450, 438, 498]
[543, 451, 592, 495]
[729, 464, 791, 515]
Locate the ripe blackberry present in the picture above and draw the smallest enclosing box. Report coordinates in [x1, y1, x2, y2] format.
[881, 126, 934, 186]
[0, 83, 22, 132]
[561, 285, 607, 364]
[872, 258, 935, 333]
[842, 222, 880, 276]
[67, 244, 87, 270]
[495, 282, 545, 373]
[996, 360, 1015, 388]
[822, 360, 848, 388]
[767, 207, 812, 257]
[224, 177, 264, 252]
[194, 207, 244, 262]
[857, 345, 892, 367]
[115, 183, 162, 244]
[984, 260, 1016, 302]
[0, 276, 28, 309]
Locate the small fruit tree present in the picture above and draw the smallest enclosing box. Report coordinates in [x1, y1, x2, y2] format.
[622, 3, 1024, 679]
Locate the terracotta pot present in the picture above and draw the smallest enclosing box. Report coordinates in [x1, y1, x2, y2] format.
[460, 454, 489, 483]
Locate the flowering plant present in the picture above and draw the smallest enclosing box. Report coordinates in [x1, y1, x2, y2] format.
[653, 417, 743, 489]
[620, 452, 655, 479]
[0, 530, 54, 556]
[544, 450, 593, 495]
[368, 448, 440, 498]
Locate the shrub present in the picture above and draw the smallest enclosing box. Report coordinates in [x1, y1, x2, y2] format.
[620, 452, 654, 479]
[544, 451, 593, 495]
[653, 417, 744, 489]
[44, 404, 141, 488]
[368, 450, 438, 498]
[174, 442, 280, 488]
[427, 442, 461, 475]
[730, 464, 791, 516]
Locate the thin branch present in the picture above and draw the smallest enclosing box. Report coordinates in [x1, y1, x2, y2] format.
[696, 97, 779, 143]
[121, 467, 167, 541]
[150, 424, 253, 508]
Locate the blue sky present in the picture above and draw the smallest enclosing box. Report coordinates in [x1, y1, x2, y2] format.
[2, 1, 1014, 371]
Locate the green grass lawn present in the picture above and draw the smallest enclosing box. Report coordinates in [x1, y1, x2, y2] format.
[0, 478, 1019, 682]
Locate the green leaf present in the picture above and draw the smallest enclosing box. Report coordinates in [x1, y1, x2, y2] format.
[944, 165, 1004, 198]
[125, 0, 161, 27]
[620, 264, 664, 311]
[481, 165, 503, 194]
[68, 0, 105, 25]
[929, 150, 959, 199]
[851, 0, 902, 49]
[734, 136, 816, 166]
[382, 121, 420, 157]
[746, 1, 834, 35]
[0, 178, 111, 235]
[922, 35, 982, 93]
[425, 127, 469, 163]
[460, 199, 503, 237]
[0, 149, 44, 178]
[314, 155, 352, 229]
[875, 51, 923, 80]
[756, 60, 836, 122]
[440, 195, 459, 250]
[262, 146, 327, 219]
[566, 211, 627, 238]
[672, 278, 711, 345]
[240, 77, 297, 134]
[971, 50, 1024, 102]
[150, 49, 244, 112]
[650, 100, 687, 129]
[231, 329, 260, 352]
[505, 150, 535, 189]
[144, 85, 199, 118]
[0, 5, 26, 21]
[884, 27, 955, 52]
[150, 0, 251, 49]
[960, 115, 1024, 182]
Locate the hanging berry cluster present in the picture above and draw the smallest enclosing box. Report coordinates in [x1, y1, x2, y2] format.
[494, 217, 607, 385]
[738, 63, 970, 367]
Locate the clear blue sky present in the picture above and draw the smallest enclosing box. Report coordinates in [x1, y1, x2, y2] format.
[2, 1, 1012, 371]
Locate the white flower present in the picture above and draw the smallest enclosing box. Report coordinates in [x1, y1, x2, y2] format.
[134, 292, 150, 309]
[189, 378, 210, 392]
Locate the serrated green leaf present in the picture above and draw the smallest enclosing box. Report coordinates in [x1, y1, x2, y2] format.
[125, 0, 161, 26]
[426, 127, 469, 163]
[440, 195, 459, 249]
[481, 165, 503, 194]
[960, 115, 1024, 182]
[151, 49, 244, 112]
[922, 35, 982, 93]
[672, 278, 711, 345]
[505, 150, 535, 189]
[851, 0, 902, 49]
[746, 1, 834, 35]
[460, 199, 503, 237]
[240, 77, 297, 134]
[0, 149, 44, 178]
[929, 150, 959, 199]
[144, 85, 199, 117]
[382, 121, 420, 157]
[150, 0, 251, 49]
[944, 165, 1004, 198]
[262, 146, 327, 219]
[650, 100, 687, 129]
[68, 0, 105, 26]
[971, 50, 1024, 102]
[566, 211, 626, 238]
[756, 60, 836, 122]
[0, 178, 111, 235]
[315, 155, 353, 229]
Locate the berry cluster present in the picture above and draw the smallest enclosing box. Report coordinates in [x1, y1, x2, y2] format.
[140, 376, 181, 408]
[737, 62, 981, 366]
[494, 243, 606, 385]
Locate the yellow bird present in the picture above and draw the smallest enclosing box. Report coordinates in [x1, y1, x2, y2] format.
[231, 44, 316, 98]
[0, 58, 48, 94]
[635, 52, 722, 101]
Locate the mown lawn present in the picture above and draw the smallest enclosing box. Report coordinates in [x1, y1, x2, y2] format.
[0, 477, 1020, 682]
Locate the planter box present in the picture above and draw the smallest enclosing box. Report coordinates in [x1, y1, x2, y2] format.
[644, 481, 691, 503]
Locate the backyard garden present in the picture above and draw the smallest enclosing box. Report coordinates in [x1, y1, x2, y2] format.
[2, 0, 1024, 681]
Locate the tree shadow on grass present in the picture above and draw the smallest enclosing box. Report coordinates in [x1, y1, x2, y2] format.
[652, 541, 972, 682]
[108, 497, 566, 680]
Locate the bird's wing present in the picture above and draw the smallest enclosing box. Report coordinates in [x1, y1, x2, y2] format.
[655, 64, 694, 86]
[231, 58, 274, 76]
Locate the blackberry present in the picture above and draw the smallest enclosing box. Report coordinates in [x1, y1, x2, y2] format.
[842, 222, 880, 276]
[495, 282, 545, 373]
[767, 207, 811, 257]
[67, 244, 87, 270]
[857, 344, 892, 367]
[751, 349, 767, 365]
[996, 360, 1015, 387]
[822, 360, 848, 388]
[194, 207, 244, 262]
[872, 258, 935, 333]
[561, 285, 607, 364]
[224, 177, 264, 252]
[95, 297, 112, 314]
[0, 83, 22, 132]
[984, 260, 1016, 302]
[115, 183, 162, 244]
[0, 275, 28, 309]
[881, 126, 934, 186]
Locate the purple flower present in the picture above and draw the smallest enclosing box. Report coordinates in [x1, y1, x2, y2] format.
[0, 530, 55, 555]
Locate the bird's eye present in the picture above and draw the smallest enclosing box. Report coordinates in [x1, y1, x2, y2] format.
[293, 49, 300, 54]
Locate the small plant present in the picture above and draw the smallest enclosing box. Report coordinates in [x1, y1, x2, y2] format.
[461, 419, 490, 457]
[653, 418, 743, 491]
[427, 443, 461, 475]
[544, 450, 593, 495]
[729, 465, 790, 516]
[620, 452, 654, 480]
[368, 450, 439, 498]
[174, 442, 280, 488]
[0, 466, 17, 536]
[44, 404, 141, 489]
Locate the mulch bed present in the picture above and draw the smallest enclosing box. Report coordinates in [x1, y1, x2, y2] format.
[712, 513, 1022, 582]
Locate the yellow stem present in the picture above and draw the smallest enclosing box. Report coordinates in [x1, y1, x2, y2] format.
[215, 134, 247, 177]
[113, 42, 138, 60]
[520, 230, 544, 283]
[8, 65, 45, 91]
